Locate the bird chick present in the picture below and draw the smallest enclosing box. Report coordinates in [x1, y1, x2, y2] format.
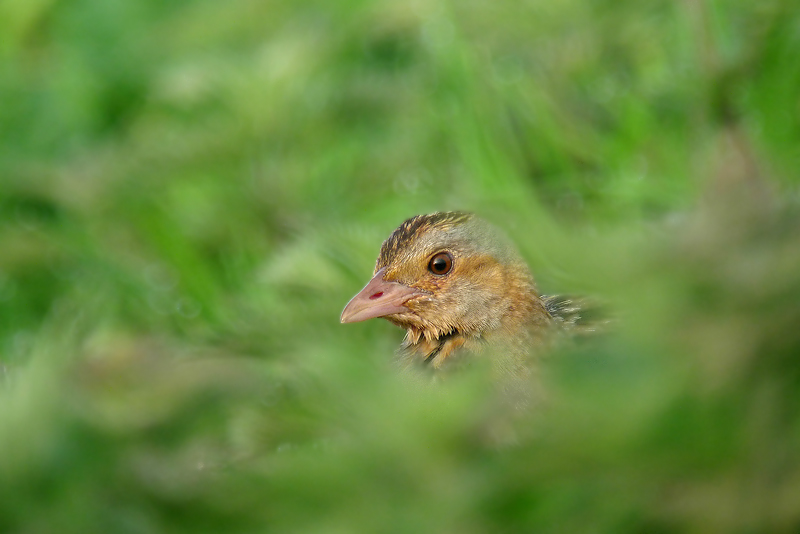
[341, 212, 559, 370]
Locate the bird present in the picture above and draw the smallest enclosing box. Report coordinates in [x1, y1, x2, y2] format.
[340, 212, 591, 373]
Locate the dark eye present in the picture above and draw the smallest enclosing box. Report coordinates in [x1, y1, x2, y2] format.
[428, 252, 453, 275]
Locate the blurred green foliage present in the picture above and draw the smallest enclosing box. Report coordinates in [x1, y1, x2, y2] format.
[1, 0, 800, 532]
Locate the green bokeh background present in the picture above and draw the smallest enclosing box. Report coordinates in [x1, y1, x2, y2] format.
[2, 0, 800, 532]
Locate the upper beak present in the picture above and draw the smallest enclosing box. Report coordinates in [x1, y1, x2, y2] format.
[340, 267, 425, 324]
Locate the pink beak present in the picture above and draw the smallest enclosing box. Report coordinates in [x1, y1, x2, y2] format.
[340, 267, 425, 324]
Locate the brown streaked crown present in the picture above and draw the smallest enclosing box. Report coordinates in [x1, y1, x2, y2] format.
[376, 212, 473, 273]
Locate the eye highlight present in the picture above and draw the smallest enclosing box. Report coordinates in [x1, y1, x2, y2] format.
[428, 252, 453, 275]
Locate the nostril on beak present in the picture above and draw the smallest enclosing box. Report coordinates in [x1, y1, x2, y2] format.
[369, 292, 384, 300]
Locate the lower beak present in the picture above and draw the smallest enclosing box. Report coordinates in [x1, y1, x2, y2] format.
[340, 267, 424, 324]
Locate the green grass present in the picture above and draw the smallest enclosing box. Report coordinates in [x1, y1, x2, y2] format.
[1, 0, 800, 532]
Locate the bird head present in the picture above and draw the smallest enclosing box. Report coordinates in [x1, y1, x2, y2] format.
[341, 212, 547, 348]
